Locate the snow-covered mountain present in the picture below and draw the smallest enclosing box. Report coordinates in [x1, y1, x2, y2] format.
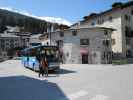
[0, 7, 72, 26]
[38, 16, 72, 26]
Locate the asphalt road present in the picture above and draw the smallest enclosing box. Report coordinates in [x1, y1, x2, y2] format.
[0, 60, 133, 100]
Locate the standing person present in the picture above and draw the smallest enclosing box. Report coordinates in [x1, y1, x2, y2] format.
[39, 57, 45, 77]
[41, 55, 49, 77]
[36, 50, 43, 77]
[44, 56, 48, 77]
[38, 53, 49, 77]
[26, 55, 29, 67]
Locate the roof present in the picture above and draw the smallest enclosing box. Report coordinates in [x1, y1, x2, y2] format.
[30, 34, 42, 43]
[7, 32, 32, 36]
[23, 45, 58, 51]
[0, 33, 19, 38]
[44, 27, 115, 35]
[67, 27, 115, 32]
[72, 1, 133, 25]
[97, 1, 133, 17]
[70, 27, 115, 31]
[30, 34, 42, 38]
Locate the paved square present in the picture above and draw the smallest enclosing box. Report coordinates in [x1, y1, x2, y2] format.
[0, 60, 133, 100]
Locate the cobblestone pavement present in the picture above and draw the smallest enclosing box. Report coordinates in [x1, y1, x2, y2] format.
[0, 60, 133, 100]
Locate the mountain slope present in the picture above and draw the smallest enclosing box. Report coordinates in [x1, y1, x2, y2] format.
[0, 8, 70, 33]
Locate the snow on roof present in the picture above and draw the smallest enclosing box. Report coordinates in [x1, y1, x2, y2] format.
[0, 33, 19, 38]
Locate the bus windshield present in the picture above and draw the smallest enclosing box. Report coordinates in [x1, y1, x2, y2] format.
[42, 49, 59, 62]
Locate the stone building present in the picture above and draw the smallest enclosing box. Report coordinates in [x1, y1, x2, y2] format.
[71, 1, 133, 57]
[40, 27, 114, 64]
[15, 32, 31, 48]
[0, 33, 21, 57]
[0, 26, 31, 58]
[29, 34, 42, 46]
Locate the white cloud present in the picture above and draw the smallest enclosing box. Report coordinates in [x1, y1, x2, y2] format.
[0, 7, 72, 26]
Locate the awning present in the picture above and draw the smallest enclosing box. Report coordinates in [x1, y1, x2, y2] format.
[80, 48, 89, 54]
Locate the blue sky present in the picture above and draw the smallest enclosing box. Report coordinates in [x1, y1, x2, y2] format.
[0, 0, 128, 24]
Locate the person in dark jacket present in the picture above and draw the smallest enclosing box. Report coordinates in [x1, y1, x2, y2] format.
[36, 50, 43, 77]
[43, 56, 48, 77]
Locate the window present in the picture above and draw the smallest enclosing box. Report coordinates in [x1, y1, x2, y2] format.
[80, 39, 89, 45]
[126, 38, 130, 44]
[101, 19, 104, 23]
[111, 39, 116, 45]
[104, 30, 108, 35]
[97, 18, 104, 25]
[103, 40, 110, 47]
[125, 15, 130, 21]
[10, 40, 14, 43]
[15, 43, 18, 46]
[103, 52, 106, 59]
[46, 42, 49, 45]
[91, 22, 95, 26]
[6, 43, 9, 46]
[15, 39, 18, 41]
[126, 49, 132, 57]
[72, 30, 77, 36]
[46, 35, 48, 38]
[109, 16, 113, 22]
[56, 40, 63, 47]
[10, 44, 14, 48]
[6, 39, 9, 42]
[1, 39, 5, 43]
[59, 31, 64, 37]
[125, 26, 132, 37]
[128, 16, 131, 21]
[131, 10, 133, 15]
[125, 26, 130, 31]
[125, 15, 128, 20]
[97, 20, 100, 24]
[2, 45, 5, 51]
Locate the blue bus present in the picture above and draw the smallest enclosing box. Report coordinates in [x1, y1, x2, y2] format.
[21, 45, 60, 71]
